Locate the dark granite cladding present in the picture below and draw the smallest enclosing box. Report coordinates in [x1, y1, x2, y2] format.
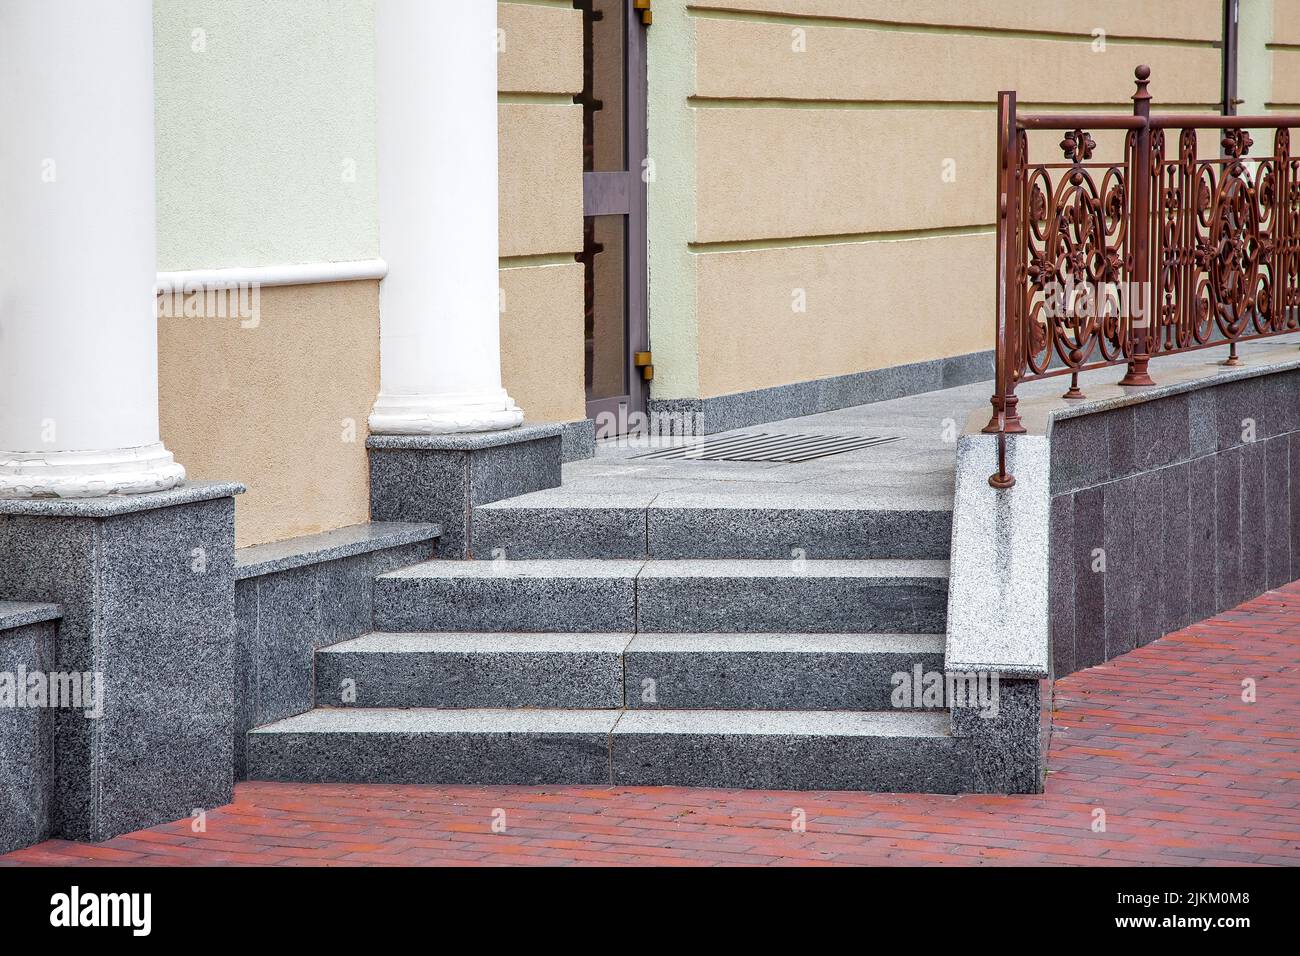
[0, 490, 238, 842]
[1049, 367, 1300, 679]
[949, 679, 1042, 795]
[368, 426, 562, 559]
[647, 350, 994, 436]
[0, 620, 57, 855]
[233, 533, 437, 778]
[1048, 496, 1076, 677]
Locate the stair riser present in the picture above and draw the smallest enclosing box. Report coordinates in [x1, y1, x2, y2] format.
[648, 509, 951, 560]
[315, 650, 624, 709]
[611, 732, 967, 791]
[637, 578, 948, 633]
[246, 731, 611, 786]
[245, 731, 974, 792]
[376, 574, 947, 635]
[374, 576, 635, 632]
[624, 650, 946, 711]
[471, 508, 952, 560]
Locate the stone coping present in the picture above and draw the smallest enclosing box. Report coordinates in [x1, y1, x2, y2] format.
[235, 521, 442, 580]
[0, 480, 245, 517]
[964, 333, 1300, 435]
[366, 422, 563, 451]
[0, 600, 62, 633]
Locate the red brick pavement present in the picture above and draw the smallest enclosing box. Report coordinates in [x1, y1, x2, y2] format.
[4, 584, 1299, 867]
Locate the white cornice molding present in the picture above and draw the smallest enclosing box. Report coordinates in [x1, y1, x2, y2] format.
[156, 259, 388, 292]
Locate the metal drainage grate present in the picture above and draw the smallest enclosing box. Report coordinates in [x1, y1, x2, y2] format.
[631, 432, 902, 464]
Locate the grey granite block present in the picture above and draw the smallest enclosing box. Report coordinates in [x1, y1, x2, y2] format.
[368, 425, 562, 559]
[0, 490, 240, 842]
[1105, 407, 1137, 481]
[561, 418, 596, 462]
[1188, 454, 1219, 625]
[472, 502, 648, 559]
[1072, 487, 1106, 670]
[1214, 378, 1255, 451]
[623, 633, 945, 710]
[1265, 435, 1291, 590]
[950, 678, 1042, 794]
[610, 710, 962, 791]
[1048, 414, 1110, 494]
[0, 620, 56, 855]
[944, 434, 1051, 678]
[1187, 387, 1217, 458]
[233, 579, 257, 781]
[1134, 393, 1190, 472]
[646, 503, 952, 560]
[1048, 495, 1076, 678]
[1132, 469, 1164, 647]
[1214, 447, 1243, 613]
[636, 559, 949, 634]
[234, 522, 440, 579]
[1240, 440, 1268, 600]
[0, 602, 62, 630]
[246, 708, 616, 785]
[314, 632, 628, 709]
[250, 565, 320, 728]
[1292, 434, 1300, 582]
[374, 559, 641, 632]
[1102, 476, 1137, 659]
[1160, 460, 1193, 636]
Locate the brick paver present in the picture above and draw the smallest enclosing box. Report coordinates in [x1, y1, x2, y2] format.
[5, 584, 1299, 867]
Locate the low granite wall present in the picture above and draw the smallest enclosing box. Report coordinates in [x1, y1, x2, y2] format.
[233, 522, 439, 778]
[949, 337, 1300, 688]
[0, 603, 61, 855]
[1049, 366, 1300, 676]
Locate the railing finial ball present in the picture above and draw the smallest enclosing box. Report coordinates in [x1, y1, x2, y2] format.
[1135, 64, 1151, 82]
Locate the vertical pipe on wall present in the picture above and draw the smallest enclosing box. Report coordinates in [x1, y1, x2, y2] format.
[369, 0, 525, 434]
[0, 0, 185, 497]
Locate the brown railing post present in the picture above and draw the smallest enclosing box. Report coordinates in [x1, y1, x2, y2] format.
[1119, 65, 1156, 387]
[986, 90, 1022, 488]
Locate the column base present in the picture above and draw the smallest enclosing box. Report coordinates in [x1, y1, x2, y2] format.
[0, 442, 187, 499]
[368, 424, 563, 558]
[0, 482, 243, 842]
[368, 389, 525, 435]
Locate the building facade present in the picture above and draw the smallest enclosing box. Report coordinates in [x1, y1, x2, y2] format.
[3, 0, 1299, 851]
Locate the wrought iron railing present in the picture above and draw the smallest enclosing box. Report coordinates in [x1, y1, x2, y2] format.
[985, 66, 1300, 487]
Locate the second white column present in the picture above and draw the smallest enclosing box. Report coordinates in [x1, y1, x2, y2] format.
[369, 0, 524, 435]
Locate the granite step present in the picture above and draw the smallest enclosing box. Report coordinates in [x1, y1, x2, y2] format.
[314, 632, 630, 709]
[244, 707, 961, 790]
[472, 489, 952, 560]
[635, 559, 950, 634]
[624, 633, 946, 710]
[245, 708, 616, 785]
[373, 559, 641, 632]
[373, 559, 949, 634]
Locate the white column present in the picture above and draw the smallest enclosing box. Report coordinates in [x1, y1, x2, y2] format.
[0, 0, 185, 498]
[369, 0, 524, 435]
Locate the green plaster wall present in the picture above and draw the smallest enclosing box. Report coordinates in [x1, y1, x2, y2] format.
[153, 0, 379, 272]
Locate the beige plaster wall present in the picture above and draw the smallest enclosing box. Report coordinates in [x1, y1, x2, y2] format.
[158, 282, 379, 548]
[659, 0, 1226, 399]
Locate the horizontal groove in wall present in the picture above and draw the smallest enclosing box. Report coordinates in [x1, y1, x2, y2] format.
[499, 253, 579, 269]
[689, 224, 994, 254]
[689, 97, 1218, 111]
[502, 0, 574, 8]
[498, 92, 577, 105]
[687, 5, 1220, 49]
[1264, 43, 1300, 52]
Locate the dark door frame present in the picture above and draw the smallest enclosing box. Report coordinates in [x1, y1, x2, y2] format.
[1223, 0, 1240, 115]
[580, 1, 649, 430]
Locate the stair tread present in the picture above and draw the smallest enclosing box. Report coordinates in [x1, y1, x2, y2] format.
[322, 631, 945, 654]
[381, 557, 950, 580]
[321, 632, 634, 654]
[252, 707, 950, 738]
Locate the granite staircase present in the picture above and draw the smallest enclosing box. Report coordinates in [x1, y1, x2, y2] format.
[246, 488, 1038, 792]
